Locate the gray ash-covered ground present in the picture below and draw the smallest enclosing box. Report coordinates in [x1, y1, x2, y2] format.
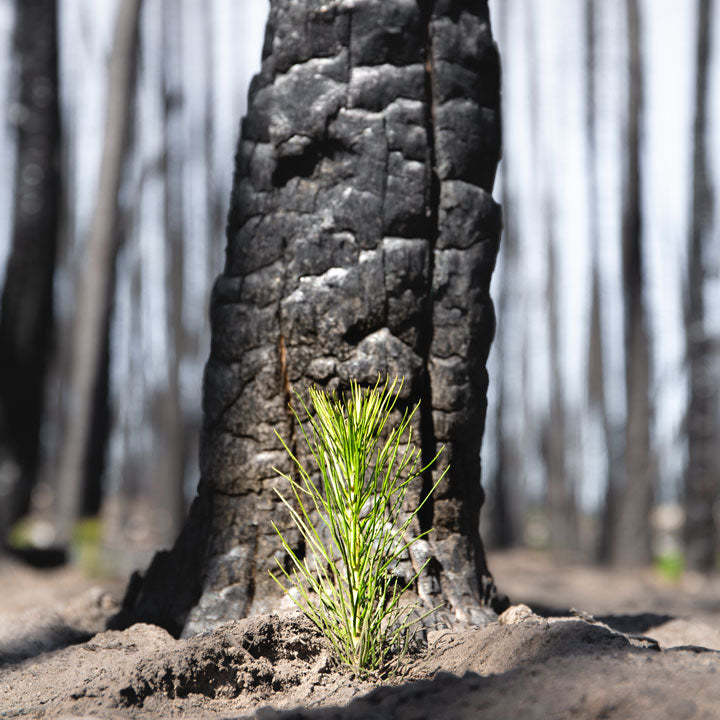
[2, 550, 720, 719]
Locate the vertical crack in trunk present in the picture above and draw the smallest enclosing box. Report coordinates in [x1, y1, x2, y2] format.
[278, 333, 293, 418]
[277, 234, 297, 459]
[278, 330, 297, 473]
[277, 331, 304, 565]
[417, 0, 440, 536]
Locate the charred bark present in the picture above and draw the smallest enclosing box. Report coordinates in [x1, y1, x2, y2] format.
[0, 0, 60, 542]
[117, 0, 505, 636]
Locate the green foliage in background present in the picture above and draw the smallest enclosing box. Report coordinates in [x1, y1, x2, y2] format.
[271, 376, 446, 675]
[8, 515, 105, 577]
[654, 550, 685, 582]
[71, 516, 104, 577]
[7, 518, 34, 550]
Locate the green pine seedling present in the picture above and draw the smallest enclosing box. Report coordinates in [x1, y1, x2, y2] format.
[270, 376, 446, 675]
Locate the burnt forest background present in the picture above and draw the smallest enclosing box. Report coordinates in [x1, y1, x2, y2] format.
[0, 0, 719, 578]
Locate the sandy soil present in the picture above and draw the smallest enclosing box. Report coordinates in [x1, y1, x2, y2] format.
[2, 549, 720, 719]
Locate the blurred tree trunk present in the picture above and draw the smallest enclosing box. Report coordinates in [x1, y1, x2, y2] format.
[612, 0, 653, 566]
[487, 268, 518, 549]
[103, 0, 185, 568]
[544, 200, 578, 558]
[584, 0, 619, 564]
[683, 0, 718, 573]
[153, 0, 189, 548]
[115, 0, 507, 637]
[592, 266, 622, 562]
[55, 0, 142, 543]
[486, 213, 520, 550]
[485, 0, 520, 551]
[0, 0, 60, 543]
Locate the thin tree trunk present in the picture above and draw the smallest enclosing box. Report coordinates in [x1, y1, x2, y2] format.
[153, 0, 189, 547]
[485, 0, 520, 551]
[544, 199, 578, 558]
[612, 0, 653, 566]
[584, 0, 619, 564]
[592, 265, 621, 562]
[0, 0, 60, 542]
[683, 0, 717, 573]
[55, 0, 142, 543]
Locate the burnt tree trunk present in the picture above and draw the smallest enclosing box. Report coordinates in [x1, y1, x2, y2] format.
[0, 0, 60, 542]
[117, 0, 505, 637]
[683, 0, 717, 573]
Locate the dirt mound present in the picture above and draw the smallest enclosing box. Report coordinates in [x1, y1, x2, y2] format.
[5, 552, 720, 719]
[3, 605, 720, 719]
[0, 612, 376, 718]
[260, 648, 720, 720]
[417, 614, 631, 678]
[109, 613, 372, 714]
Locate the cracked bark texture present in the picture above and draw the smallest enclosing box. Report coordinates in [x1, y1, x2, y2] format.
[117, 0, 504, 637]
